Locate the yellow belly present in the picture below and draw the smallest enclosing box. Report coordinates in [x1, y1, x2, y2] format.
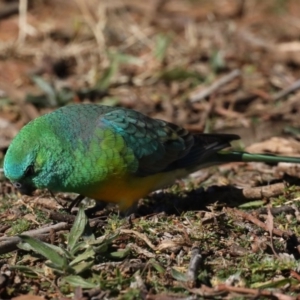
[82, 173, 167, 211]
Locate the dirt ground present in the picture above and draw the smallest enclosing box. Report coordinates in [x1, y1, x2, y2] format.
[1, 0, 300, 299]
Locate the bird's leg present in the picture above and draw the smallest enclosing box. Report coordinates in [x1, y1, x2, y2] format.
[49, 190, 84, 211]
[67, 195, 108, 216]
[67, 194, 86, 212]
[49, 190, 65, 207]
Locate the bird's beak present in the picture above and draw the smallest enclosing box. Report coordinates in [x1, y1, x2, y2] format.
[12, 182, 36, 196]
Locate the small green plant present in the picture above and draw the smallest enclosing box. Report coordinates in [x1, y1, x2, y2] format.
[153, 33, 172, 62]
[8, 219, 31, 236]
[26, 75, 74, 108]
[14, 207, 119, 288]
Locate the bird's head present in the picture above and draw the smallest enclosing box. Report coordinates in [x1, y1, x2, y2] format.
[4, 119, 60, 195]
[4, 145, 37, 195]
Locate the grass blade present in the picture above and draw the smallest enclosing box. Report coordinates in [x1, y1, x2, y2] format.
[19, 235, 66, 270]
[68, 206, 88, 253]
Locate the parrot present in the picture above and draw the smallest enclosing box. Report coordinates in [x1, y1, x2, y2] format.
[3, 104, 300, 212]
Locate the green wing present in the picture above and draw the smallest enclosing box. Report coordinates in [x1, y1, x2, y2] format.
[100, 108, 239, 176]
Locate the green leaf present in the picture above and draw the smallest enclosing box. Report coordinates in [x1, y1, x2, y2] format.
[149, 259, 165, 274]
[17, 241, 36, 252]
[62, 275, 98, 289]
[10, 265, 40, 278]
[113, 52, 142, 65]
[72, 261, 94, 275]
[93, 243, 108, 254]
[96, 57, 119, 91]
[46, 242, 72, 258]
[92, 232, 119, 253]
[18, 240, 71, 261]
[68, 241, 88, 256]
[56, 88, 74, 106]
[18, 235, 67, 270]
[109, 247, 130, 259]
[154, 34, 171, 61]
[100, 97, 120, 107]
[284, 126, 300, 137]
[159, 67, 203, 82]
[91, 232, 119, 246]
[171, 268, 188, 282]
[45, 263, 65, 275]
[251, 278, 294, 289]
[69, 248, 95, 267]
[210, 50, 225, 72]
[68, 206, 88, 253]
[31, 76, 57, 107]
[238, 200, 265, 209]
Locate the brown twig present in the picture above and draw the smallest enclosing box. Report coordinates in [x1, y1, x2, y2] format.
[18, 0, 28, 44]
[127, 243, 155, 258]
[0, 234, 49, 255]
[49, 211, 76, 223]
[273, 78, 300, 101]
[0, 222, 70, 255]
[189, 69, 241, 102]
[216, 284, 298, 300]
[120, 229, 157, 250]
[290, 270, 300, 282]
[85, 288, 107, 299]
[186, 246, 202, 287]
[241, 182, 287, 200]
[266, 206, 278, 257]
[228, 208, 292, 238]
[257, 205, 295, 216]
[75, 0, 107, 60]
[92, 261, 123, 271]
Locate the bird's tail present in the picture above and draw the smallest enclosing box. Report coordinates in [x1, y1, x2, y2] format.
[173, 133, 300, 173]
[193, 151, 300, 172]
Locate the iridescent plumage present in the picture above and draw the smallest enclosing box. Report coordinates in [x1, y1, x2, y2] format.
[4, 104, 300, 211]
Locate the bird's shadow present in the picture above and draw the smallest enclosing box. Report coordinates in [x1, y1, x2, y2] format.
[134, 174, 300, 216]
[137, 185, 250, 216]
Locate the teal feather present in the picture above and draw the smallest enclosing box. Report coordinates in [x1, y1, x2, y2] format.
[4, 103, 300, 203]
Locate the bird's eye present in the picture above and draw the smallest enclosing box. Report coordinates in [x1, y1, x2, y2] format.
[25, 165, 35, 177]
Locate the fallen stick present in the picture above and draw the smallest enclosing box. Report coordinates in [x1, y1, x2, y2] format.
[241, 182, 287, 199]
[186, 246, 202, 287]
[0, 222, 70, 255]
[228, 208, 292, 238]
[189, 69, 241, 102]
[273, 78, 300, 101]
[257, 205, 295, 216]
[120, 229, 157, 250]
[216, 284, 298, 300]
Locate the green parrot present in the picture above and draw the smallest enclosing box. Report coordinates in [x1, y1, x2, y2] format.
[3, 104, 300, 211]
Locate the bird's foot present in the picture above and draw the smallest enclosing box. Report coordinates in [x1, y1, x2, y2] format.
[67, 194, 86, 212]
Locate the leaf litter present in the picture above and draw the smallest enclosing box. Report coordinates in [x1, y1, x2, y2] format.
[1, 0, 300, 299]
